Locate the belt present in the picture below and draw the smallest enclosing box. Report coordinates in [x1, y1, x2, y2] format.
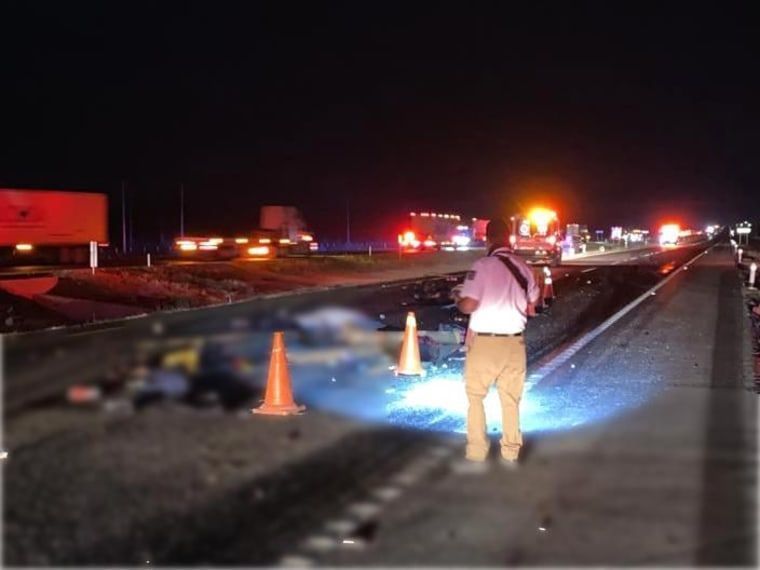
[474, 331, 523, 337]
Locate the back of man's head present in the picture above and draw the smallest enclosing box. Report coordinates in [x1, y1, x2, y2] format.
[486, 218, 509, 245]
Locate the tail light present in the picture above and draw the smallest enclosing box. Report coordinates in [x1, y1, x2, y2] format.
[248, 246, 270, 256]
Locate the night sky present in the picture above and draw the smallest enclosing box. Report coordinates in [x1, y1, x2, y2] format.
[1, 2, 757, 243]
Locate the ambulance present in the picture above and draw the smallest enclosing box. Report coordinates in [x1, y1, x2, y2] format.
[508, 208, 563, 266]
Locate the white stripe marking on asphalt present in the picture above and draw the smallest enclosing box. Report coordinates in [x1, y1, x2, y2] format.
[392, 470, 421, 486]
[372, 486, 403, 502]
[302, 535, 336, 552]
[347, 502, 382, 520]
[324, 519, 358, 535]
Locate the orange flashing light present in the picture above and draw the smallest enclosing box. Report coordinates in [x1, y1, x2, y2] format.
[398, 230, 421, 249]
[658, 223, 680, 247]
[527, 207, 558, 226]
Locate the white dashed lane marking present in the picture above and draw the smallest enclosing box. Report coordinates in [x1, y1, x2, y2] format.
[293, 442, 455, 563]
[372, 486, 403, 501]
[324, 518, 357, 535]
[347, 502, 382, 520]
[302, 535, 336, 552]
[278, 555, 315, 567]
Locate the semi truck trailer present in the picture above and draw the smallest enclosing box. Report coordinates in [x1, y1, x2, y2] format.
[174, 205, 317, 259]
[0, 189, 108, 264]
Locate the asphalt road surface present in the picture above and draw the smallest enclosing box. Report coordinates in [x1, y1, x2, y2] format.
[3, 240, 756, 566]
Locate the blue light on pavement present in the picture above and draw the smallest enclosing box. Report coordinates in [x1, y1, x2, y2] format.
[291, 358, 654, 435]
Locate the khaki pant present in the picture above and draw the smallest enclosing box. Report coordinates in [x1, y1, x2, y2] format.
[463, 334, 526, 461]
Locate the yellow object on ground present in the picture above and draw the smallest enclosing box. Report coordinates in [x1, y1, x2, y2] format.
[161, 344, 202, 374]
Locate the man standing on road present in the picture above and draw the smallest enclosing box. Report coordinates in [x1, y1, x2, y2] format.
[453, 218, 540, 466]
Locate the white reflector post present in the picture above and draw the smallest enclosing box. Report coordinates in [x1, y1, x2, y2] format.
[89, 241, 98, 273]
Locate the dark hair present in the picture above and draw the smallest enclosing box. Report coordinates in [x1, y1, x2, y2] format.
[486, 218, 509, 242]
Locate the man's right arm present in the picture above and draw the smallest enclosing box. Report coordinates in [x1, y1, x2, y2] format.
[456, 260, 484, 314]
[513, 257, 540, 304]
[526, 264, 540, 304]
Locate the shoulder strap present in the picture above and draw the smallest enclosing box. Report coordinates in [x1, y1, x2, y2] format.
[494, 254, 529, 297]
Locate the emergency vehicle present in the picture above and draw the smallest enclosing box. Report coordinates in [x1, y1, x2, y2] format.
[658, 223, 680, 247]
[398, 212, 472, 252]
[470, 218, 489, 247]
[508, 208, 563, 266]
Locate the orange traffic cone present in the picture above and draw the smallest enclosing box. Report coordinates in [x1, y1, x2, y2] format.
[253, 332, 305, 416]
[542, 266, 555, 306]
[397, 312, 423, 376]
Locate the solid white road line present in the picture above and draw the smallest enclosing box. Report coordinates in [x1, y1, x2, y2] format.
[525, 246, 713, 390]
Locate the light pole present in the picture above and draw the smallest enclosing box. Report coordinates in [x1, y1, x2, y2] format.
[346, 196, 351, 246]
[121, 180, 127, 254]
[180, 183, 185, 238]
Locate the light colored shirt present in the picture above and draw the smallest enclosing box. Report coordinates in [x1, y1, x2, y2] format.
[459, 247, 540, 334]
